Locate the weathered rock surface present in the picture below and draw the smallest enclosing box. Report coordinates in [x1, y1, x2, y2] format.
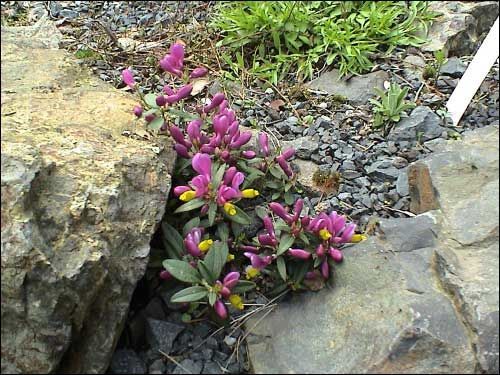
[307, 69, 389, 105]
[423, 1, 499, 56]
[1, 18, 175, 374]
[388, 106, 445, 143]
[246, 126, 499, 374]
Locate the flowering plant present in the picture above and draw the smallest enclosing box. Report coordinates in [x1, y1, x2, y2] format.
[124, 42, 364, 321]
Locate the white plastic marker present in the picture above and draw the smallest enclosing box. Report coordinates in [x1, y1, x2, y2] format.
[446, 17, 499, 126]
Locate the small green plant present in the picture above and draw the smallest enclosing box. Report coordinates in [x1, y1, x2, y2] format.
[369, 82, 415, 133]
[211, 1, 437, 84]
[423, 49, 447, 83]
[75, 49, 102, 60]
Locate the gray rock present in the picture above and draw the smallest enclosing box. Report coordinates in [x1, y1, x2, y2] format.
[388, 106, 445, 143]
[283, 136, 318, 160]
[365, 160, 401, 181]
[422, 1, 499, 56]
[411, 125, 500, 373]
[307, 69, 389, 105]
[396, 170, 409, 196]
[440, 57, 467, 78]
[109, 349, 147, 374]
[391, 156, 409, 169]
[202, 361, 224, 374]
[149, 359, 166, 374]
[246, 215, 475, 374]
[1, 19, 175, 375]
[145, 319, 184, 355]
[173, 359, 203, 374]
[60, 9, 79, 19]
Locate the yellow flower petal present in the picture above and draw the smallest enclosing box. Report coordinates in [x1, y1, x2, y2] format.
[223, 202, 237, 216]
[319, 228, 332, 241]
[227, 253, 235, 261]
[351, 234, 367, 243]
[246, 266, 260, 279]
[241, 189, 260, 198]
[229, 294, 244, 310]
[179, 190, 196, 202]
[198, 239, 213, 252]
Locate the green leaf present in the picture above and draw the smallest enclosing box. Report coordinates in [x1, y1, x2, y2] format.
[203, 241, 228, 279]
[292, 260, 310, 284]
[208, 290, 217, 306]
[148, 117, 164, 130]
[198, 261, 216, 284]
[217, 223, 230, 242]
[171, 286, 208, 303]
[284, 191, 294, 205]
[161, 222, 184, 260]
[183, 217, 201, 236]
[255, 206, 268, 220]
[277, 234, 295, 256]
[162, 259, 201, 283]
[208, 202, 217, 226]
[277, 256, 287, 281]
[181, 313, 192, 323]
[144, 93, 158, 108]
[231, 280, 256, 294]
[174, 198, 206, 213]
[226, 206, 252, 225]
[212, 163, 226, 189]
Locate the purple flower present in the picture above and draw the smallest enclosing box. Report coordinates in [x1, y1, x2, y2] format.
[329, 248, 343, 263]
[258, 132, 270, 156]
[223, 272, 240, 289]
[240, 245, 260, 253]
[192, 153, 212, 181]
[145, 114, 156, 123]
[160, 43, 185, 77]
[184, 227, 204, 257]
[203, 93, 225, 113]
[176, 84, 193, 100]
[288, 249, 311, 259]
[122, 68, 135, 88]
[159, 270, 172, 280]
[242, 150, 256, 159]
[156, 95, 167, 106]
[214, 299, 228, 319]
[269, 202, 293, 224]
[244, 252, 272, 270]
[276, 155, 293, 177]
[230, 131, 252, 149]
[321, 259, 329, 279]
[190, 66, 208, 78]
[163, 85, 175, 95]
[133, 105, 143, 117]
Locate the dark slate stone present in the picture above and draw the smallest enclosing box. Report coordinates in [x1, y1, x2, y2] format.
[388, 107, 445, 143]
[145, 318, 184, 355]
[109, 349, 147, 374]
[439, 57, 466, 78]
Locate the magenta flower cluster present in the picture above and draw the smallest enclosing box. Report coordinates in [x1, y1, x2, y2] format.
[123, 42, 361, 321]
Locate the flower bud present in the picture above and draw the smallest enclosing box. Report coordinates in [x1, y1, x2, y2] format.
[133, 105, 143, 117]
[156, 95, 167, 106]
[281, 148, 295, 160]
[122, 68, 135, 87]
[145, 114, 156, 123]
[159, 270, 172, 280]
[288, 249, 311, 259]
[214, 299, 228, 319]
[176, 84, 193, 100]
[321, 260, 329, 279]
[316, 243, 325, 257]
[174, 144, 190, 158]
[190, 66, 208, 78]
[329, 248, 343, 263]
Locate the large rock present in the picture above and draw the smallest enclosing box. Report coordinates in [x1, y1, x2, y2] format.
[422, 1, 499, 56]
[1, 18, 175, 374]
[246, 125, 499, 374]
[307, 69, 389, 105]
[246, 215, 476, 374]
[416, 125, 499, 374]
[388, 106, 445, 143]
